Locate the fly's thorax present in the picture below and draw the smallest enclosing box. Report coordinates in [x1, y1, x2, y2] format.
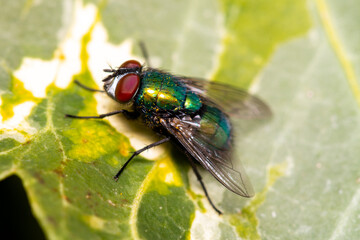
[135, 70, 202, 114]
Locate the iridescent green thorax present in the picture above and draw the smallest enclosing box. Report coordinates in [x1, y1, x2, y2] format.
[198, 105, 232, 150]
[135, 70, 202, 114]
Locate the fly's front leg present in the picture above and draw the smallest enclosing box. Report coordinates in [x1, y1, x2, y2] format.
[65, 110, 125, 119]
[74, 80, 105, 92]
[139, 41, 151, 67]
[65, 110, 140, 120]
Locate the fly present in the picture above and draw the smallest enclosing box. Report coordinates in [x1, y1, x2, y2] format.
[66, 43, 271, 214]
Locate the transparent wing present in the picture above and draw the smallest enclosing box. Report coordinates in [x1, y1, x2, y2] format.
[160, 116, 255, 197]
[180, 77, 271, 119]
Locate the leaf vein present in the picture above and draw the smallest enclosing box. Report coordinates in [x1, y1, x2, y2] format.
[315, 0, 360, 107]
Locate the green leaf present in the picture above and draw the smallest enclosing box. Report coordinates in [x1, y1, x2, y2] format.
[1, 0, 359, 239]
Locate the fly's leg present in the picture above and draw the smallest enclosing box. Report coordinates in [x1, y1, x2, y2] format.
[65, 110, 124, 119]
[187, 157, 223, 215]
[65, 110, 140, 120]
[74, 80, 105, 92]
[113, 137, 171, 180]
[139, 41, 151, 67]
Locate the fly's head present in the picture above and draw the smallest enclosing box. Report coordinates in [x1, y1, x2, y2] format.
[103, 60, 142, 104]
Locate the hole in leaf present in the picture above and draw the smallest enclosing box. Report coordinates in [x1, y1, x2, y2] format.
[0, 175, 46, 239]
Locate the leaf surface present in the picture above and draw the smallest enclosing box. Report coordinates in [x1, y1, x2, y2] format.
[1, 0, 359, 239]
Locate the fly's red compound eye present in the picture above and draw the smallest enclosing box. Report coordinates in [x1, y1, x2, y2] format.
[120, 60, 141, 69]
[115, 73, 140, 102]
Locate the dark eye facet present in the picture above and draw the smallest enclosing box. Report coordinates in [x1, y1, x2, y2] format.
[115, 73, 140, 102]
[120, 60, 141, 69]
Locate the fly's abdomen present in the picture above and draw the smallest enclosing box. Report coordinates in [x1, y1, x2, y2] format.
[184, 92, 202, 112]
[198, 105, 232, 150]
[136, 71, 202, 113]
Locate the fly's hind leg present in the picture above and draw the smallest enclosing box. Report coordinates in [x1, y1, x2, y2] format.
[187, 157, 223, 215]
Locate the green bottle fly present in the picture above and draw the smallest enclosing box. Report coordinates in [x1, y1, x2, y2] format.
[68, 57, 271, 214]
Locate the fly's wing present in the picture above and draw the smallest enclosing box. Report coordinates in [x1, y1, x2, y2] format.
[180, 77, 271, 119]
[160, 116, 255, 197]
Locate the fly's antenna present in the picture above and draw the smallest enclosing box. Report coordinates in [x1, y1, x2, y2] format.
[103, 62, 116, 72]
[139, 41, 151, 67]
[107, 62, 115, 71]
